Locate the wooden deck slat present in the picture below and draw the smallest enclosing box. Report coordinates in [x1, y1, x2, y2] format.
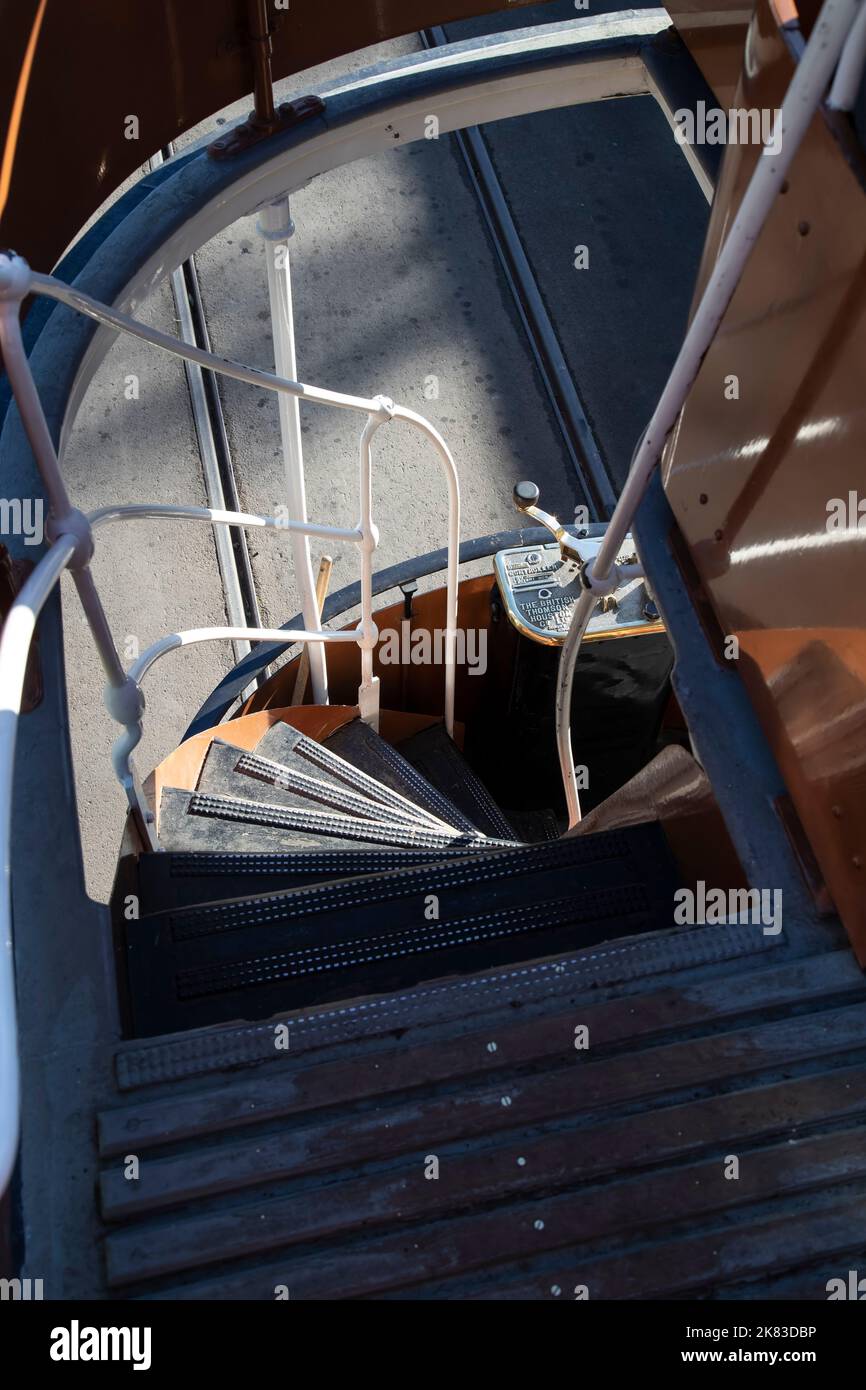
[142, 1127, 866, 1299]
[103, 1061, 866, 1281]
[98, 951, 864, 1157]
[100, 1001, 866, 1224]
[120, 1117, 866, 1289]
[114, 921, 782, 1090]
[457, 1194, 866, 1301]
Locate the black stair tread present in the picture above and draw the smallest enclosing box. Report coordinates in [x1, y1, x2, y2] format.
[504, 807, 561, 843]
[397, 722, 516, 840]
[158, 786, 485, 857]
[125, 823, 679, 1036]
[137, 845, 504, 914]
[256, 720, 463, 834]
[196, 739, 429, 829]
[322, 718, 483, 836]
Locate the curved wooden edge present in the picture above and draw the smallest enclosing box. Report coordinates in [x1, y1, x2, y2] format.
[144, 705, 358, 832]
[144, 704, 451, 833]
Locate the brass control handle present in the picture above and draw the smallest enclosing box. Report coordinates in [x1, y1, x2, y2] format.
[512, 480, 582, 563]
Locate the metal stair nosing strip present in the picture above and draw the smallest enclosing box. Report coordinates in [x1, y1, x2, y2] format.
[196, 738, 446, 830]
[321, 719, 483, 835]
[113, 918, 787, 1091]
[156, 825, 674, 944]
[157, 785, 496, 855]
[257, 720, 474, 833]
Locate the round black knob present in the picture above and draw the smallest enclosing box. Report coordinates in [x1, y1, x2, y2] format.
[513, 480, 540, 511]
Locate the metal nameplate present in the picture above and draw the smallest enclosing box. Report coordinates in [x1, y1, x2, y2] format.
[494, 537, 664, 647]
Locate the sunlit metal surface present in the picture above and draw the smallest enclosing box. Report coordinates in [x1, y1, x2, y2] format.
[663, 0, 866, 958]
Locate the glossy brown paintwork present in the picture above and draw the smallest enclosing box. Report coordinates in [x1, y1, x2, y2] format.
[667, 1, 752, 108]
[663, 0, 866, 960]
[239, 571, 498, 727]
[0, 0, 549, 273]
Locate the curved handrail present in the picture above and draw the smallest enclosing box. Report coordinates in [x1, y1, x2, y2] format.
[31, 271, 460, 738]
[0, 535, 77, 1194]
[389, 405, 461, 734]
[31, 274, 389, 419]
[127, 625, 361, 688]
[88, 502, 361, 545]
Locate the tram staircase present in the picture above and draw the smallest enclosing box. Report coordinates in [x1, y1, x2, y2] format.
[100, 710, 866, 1299]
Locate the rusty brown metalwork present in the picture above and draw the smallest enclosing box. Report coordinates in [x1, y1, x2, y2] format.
[247, 0, 278, 130]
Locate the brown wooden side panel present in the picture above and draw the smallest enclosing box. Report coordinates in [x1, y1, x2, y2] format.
[666, 2, 752, 108]
[0, 0, 551, 273]
[662, 0, 866, 961]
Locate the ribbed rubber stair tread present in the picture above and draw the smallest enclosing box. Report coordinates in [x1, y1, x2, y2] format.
[398, 721, 516, 839]
[196, 739, 430, 828]
[322, 718, 484, 835]
[124, 823, 678, 1035]
[504, 807, 561, 843]
[137, 844, 503, 914]
[158, 786, 485, 856]
[257, 720, 465, 834]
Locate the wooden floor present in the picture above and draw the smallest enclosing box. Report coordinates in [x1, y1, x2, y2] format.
[96, 918, 866, 1299]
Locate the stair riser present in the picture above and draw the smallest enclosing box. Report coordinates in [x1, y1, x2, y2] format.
[128, 892, 668, 1035]
[126, 824, 679, 1035]
[138, 847, 502, 913]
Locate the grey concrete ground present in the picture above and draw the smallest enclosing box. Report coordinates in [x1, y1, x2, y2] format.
[61, 287, 233, 899]
[59, 7, 708, 900]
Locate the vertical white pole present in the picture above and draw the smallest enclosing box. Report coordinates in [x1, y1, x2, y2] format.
[258, 197, 328, 705]
[357, 416, 381, 729]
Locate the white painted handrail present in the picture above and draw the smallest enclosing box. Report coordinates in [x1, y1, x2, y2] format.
[390, 405, 461, 734]
[128, 625, 361, 686]
[87, 502, 361, 545]
[110, 626, 362, 791]
[31, 273, 389, 417]
[259, 197, 329, 706]
[30, 270, 460, 738]
[0, 535, 77, 1195]
[0, 247, 465, 1198]
[828, 0, 866, 106]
